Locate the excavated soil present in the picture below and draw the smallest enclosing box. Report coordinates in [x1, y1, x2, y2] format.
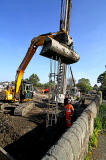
[0, 93, 92, 160]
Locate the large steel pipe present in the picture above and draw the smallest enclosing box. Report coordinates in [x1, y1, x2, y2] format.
[40, 37, 80, 64]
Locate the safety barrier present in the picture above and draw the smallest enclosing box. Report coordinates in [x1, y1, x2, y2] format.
[42, 95, 101, 160]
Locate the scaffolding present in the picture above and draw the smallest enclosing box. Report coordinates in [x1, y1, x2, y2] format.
[46, 57, 66, 127]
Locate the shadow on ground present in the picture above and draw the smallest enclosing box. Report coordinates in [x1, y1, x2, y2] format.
[4, 116, 67, 160]
[4, 102, 88, 160]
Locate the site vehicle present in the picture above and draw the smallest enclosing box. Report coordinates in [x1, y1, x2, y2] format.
[0, 30, 79, 102]
[0, 0, 80, 116]
[0, 81, 33, 102]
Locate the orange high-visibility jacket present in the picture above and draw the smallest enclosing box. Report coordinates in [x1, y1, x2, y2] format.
[65, 104, 74, 113]
[65, 104, 74, 127]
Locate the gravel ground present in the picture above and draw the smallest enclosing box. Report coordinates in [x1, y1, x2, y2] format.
[91, 132, 106, 160]
[0, 94, 92, 160]
[0, 107, 42, 148]
[0, 94, 48, 148]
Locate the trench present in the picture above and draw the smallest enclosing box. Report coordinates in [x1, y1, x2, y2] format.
[2, 102, 88, 160]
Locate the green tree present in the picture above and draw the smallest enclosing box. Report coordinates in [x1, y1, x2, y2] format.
[93, 84, 98, 90]
[77, 78, 92, 92]
[97, 71, 106, 99]
[97, 71, 106, 86]
[37, 82, 43, 88]
[43, 82, 49, 88]
[28, 74, 40, 87]
[43, 81, 55, 89]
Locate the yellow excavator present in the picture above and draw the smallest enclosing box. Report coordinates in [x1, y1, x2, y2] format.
[0, 0, 80, 106]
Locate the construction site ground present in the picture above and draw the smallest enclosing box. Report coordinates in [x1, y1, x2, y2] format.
[0, 93, 93, 160]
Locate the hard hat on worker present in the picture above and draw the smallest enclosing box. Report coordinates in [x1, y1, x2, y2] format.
[68, 99, 71, 103]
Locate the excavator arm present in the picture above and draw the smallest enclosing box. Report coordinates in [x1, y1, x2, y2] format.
[15, 43, 38, 96]
[14, 0, 79, 100]
[15, 32, 58, 99]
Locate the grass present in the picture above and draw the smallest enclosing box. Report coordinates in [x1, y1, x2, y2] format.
[88, 128, 98, 152]
[84, 155, 89, 160]
[84, 103, 106, 160]
[99, 103, 106, 130]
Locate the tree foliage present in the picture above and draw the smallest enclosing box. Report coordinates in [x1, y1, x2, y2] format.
[97, 72, 106, 99]
[26, 74, 40, 87]
[43, 82, 49, 88]
[24, 73, 55, 89]
[93, 84, 98, 90]
[43, 81, 55, 89]
[97, 71, 106, 86]
[77, 78, 92, 92]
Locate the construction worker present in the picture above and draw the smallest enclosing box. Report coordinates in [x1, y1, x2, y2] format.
[65, 99, 74, 127]
[41, 89, 45, 95]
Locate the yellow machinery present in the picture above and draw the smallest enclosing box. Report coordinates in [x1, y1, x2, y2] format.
[0, 0, 80, 103]
[5, 87, 15, 101]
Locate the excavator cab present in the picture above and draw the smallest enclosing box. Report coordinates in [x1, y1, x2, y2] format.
[20, 81, 33, 101]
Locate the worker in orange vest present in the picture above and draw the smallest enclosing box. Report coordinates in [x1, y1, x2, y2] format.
[41, 89, 45, 95]
[65, 99, 74, 127]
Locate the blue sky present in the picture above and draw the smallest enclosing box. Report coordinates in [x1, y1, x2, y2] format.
[0, 0, 106, 86]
